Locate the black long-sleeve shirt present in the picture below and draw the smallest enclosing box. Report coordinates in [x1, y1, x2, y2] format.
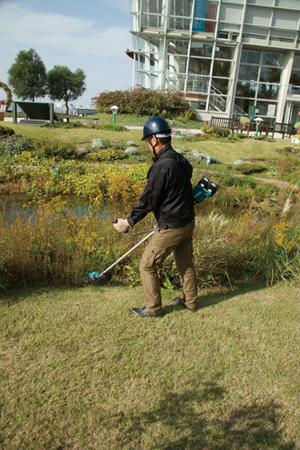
[127, 145, 195, 229]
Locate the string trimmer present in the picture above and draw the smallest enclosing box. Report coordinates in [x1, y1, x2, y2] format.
[87, 176, 218, 286]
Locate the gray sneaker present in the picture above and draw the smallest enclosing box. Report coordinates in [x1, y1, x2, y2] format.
[131, 306, 163, 318]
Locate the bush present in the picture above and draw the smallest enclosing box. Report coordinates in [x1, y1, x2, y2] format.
[93, 88, 193, 118]
[0, 135, 35, 156]
[96, 123, 126, 132]
[201, 126, 231, 138]
[40, 140, 78, 159]
[0, 125, 15, 138]
[86, 149, 127, 162]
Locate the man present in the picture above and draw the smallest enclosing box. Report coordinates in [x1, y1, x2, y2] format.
[113, 116, 198, 317]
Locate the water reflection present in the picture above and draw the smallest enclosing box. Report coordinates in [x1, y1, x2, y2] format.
[0, 195, 113, 224]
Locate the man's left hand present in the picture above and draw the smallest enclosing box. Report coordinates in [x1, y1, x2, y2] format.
[113, 218, 130, 233]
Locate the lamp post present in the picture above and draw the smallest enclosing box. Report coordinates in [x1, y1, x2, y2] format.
[110, 105, 119, 125]
[254, 117, 263, 137]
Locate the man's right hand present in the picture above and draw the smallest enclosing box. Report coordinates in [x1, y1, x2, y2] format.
[113, 218, 130, 233]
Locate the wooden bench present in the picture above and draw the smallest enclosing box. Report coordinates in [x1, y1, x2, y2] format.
[209, 117, 295, 138]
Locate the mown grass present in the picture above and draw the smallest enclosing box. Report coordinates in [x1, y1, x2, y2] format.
[0, 283, 299, 449]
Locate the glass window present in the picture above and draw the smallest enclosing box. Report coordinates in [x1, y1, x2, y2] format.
[189, 100, 207, 111]
[220, 4, 243, 23]
[241, 50, 260, 65]
[289, 71, 300, 86]
[167, 40, 189, 56]
[141, 13, 162, 28]
[235, 98, 255, 115]
[169, 0, 193, 17]
[190, 42, 213, 58]
[212, 78, 229, 94]
[270, 30, 296, 43]
[260, 67, 281, 83]
[167, 75, 186, 91]
[257, 83, 280, 100]
[276, 0, 300, 7]
[236, 81, 257, 98]
[245, 6, 271, 27]
[214, 45, 234, 60]
[193, 0, 218, 20]
[256, 101, 277, 117]
[192, 19, 216, 33]
[272, 10, 297, 28]
[189, 58, 211, 76]
[169, 17, 191, 31]
[209, 96, 227, 112]
[238, 64, 259, 81]
[141, 0, 162, 14]
[186, 76, 210, 93]
[248, 0, 273, 5]
[213, 60, 231, 77]
[262, 52, 284, 67]
[168, 55, 188, 74]
[293, 55, 300, 70]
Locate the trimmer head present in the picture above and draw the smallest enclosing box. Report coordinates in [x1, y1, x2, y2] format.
[86, 271, 113, 286]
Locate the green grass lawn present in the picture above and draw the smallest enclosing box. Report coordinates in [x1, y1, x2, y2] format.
[4, 121, 298, 167]
[1, 283, 299, 449]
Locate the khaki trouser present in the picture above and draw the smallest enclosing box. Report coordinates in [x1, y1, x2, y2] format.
[139, 220, 197, 311]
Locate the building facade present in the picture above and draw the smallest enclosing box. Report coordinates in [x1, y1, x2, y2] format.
[128, 0, 300, 123]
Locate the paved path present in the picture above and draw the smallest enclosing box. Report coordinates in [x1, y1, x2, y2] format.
[125, 125, 203, 135]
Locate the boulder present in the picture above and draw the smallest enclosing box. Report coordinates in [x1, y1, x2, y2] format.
[126, 140, 137, 146]
[232, 159, 245, 167]
[92, 139, 106, 149]
[125, 146, 140, 155]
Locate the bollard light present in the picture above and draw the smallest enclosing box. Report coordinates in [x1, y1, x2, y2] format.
[110, 105, 119, 125]
[254, 117, 263, 137]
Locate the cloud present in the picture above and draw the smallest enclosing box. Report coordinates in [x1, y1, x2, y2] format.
[0, 2, 133, 104]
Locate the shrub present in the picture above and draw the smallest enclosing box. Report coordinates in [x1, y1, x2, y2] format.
[40, 140, 78, 159]
[93, 88, 192, 118]
[240, 116, 250, 125]
[293, 121, 300, 130]
[86, 149, 127, 162]
[201, 126, 231, 138]
[96, 123, 126, 132]
[0, 135, 35, 156]
[0, 125, 15, 138]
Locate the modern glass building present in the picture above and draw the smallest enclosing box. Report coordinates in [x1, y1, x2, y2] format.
[128, 0, 300, 123]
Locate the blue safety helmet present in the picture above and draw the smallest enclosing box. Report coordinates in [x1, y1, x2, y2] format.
[142, 116, 172, 140]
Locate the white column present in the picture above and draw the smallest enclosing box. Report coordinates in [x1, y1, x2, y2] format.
[276, 51, 294, 123]
[157, 0, 169, 90]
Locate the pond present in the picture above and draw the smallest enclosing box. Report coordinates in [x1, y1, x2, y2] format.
[0, 192, 237, 225]
[0, 194, 114, 223]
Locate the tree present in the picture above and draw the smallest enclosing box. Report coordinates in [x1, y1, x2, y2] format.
[47, 66, 86, 115]
[8, 49, 47, 101]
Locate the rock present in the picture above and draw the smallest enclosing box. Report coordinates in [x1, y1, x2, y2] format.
[125, 146, 140, 155]
[232, 159, 245, 167]
[78, 147, 89, 155]
[92, 139, 106, 149]
[174, 148, 183, 154]
[126, 140, 137, 146]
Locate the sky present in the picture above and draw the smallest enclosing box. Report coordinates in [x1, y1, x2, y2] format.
[0, 0, 133, 106]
